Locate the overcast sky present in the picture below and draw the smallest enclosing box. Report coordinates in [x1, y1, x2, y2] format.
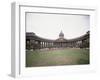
[26, 13, 90, 39]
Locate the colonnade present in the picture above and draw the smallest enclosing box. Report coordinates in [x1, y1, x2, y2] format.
[40, 41, 53, 48]
[26, 39, 88, 50]
[26, 32, 89, 50]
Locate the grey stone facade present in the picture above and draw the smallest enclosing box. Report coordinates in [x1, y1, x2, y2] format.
[26, 31, 89, 50]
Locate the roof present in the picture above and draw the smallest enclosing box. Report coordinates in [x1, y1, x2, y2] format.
[26, 31, 89, 42]
[26, 32, 54, 42]
[55, 38, 67, 42]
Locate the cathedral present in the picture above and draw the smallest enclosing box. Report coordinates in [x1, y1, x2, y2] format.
[26, 31, 89, 50]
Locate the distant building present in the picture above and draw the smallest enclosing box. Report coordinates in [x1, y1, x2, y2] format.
[26, 31, 89, 50]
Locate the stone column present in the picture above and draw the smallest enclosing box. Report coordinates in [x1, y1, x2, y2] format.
[42, 42, 44, 48]
[46, 42, 47, 48]
[41, 41, 42, 49]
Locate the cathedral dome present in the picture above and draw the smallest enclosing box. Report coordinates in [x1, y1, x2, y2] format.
[59, 30, 64, 38]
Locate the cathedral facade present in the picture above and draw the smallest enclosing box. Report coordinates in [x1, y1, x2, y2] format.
[26, 31, 89, 50]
